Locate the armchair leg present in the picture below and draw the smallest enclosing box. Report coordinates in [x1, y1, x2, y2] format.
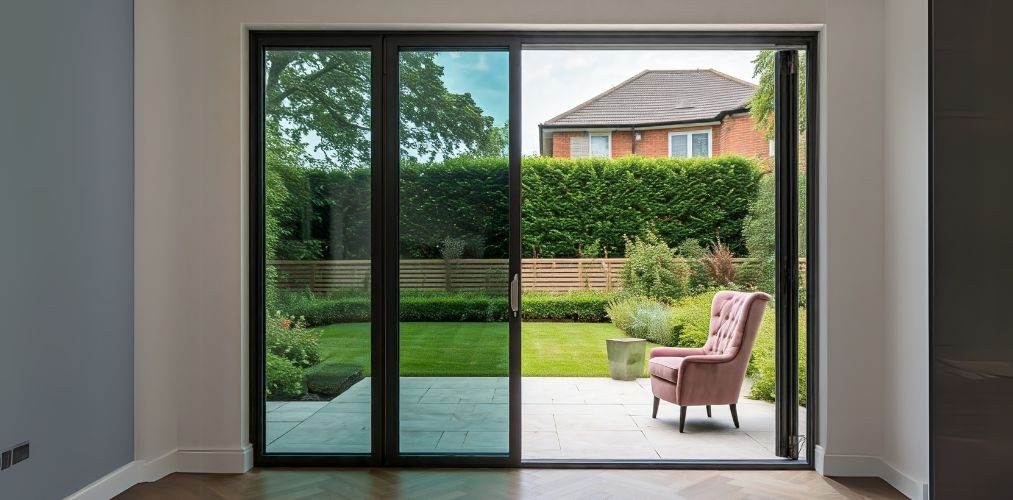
[730, 404, 740, 428]
[706, 405, 712, 417]
[679, 406, 687, 433]
[652, 396, 660, 418]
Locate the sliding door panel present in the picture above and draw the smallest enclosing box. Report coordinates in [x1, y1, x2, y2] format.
[257, 42, 381, 461]
[395, 48, 512, 456]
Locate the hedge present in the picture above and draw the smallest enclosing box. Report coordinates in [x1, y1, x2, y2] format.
[270, 155, 762, 260]
[278, 289, 614, 327]
[304, 361, 365, 399]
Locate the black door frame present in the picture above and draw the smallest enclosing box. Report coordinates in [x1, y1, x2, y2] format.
[250, 30, 819, 469]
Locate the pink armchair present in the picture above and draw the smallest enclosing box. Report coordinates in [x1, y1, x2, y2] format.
[649, 290, 771, 432]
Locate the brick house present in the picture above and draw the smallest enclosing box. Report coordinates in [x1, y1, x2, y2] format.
[539, 69, 772, 164]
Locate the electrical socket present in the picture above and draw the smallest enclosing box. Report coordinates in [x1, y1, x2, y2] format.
[11, 442, 28, 465]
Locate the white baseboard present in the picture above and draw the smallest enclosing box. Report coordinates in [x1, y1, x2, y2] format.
[64, 460, 142, 500]
[177, 444, 253, 473]
[814, 445, 928, 500]
[64, 446, 252, 499]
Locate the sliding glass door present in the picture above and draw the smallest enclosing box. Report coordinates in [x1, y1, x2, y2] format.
[251, 31, 813, 468]
[390, 42, 516, 459]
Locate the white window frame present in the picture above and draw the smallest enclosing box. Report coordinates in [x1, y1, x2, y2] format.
[588, 132, 611, 158]
[667, 129, 713, 158]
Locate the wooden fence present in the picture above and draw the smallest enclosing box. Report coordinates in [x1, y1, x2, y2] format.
[269, 258, 807, 294]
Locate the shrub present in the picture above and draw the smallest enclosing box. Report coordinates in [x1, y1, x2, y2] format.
[748, 309, 808, 406]
[679, 238, 712, 292]
[304, 361, 365, 399]
[523, 291, 614, 322]
[741, 175, 776, 293]
[740, 172, 807, 294]
[278, 290, 371, 325]
[606, 296, 677, 346]
[669, 292, 717, 348]
[704, 240, 737, 286]
[620, 230, 691, 302]
[266, 311, 321, 368]
[266, 352, 305, 400]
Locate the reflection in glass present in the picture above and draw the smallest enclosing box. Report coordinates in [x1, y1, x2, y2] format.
[263, 49, 372, 454]
[398, 49, 510, 455]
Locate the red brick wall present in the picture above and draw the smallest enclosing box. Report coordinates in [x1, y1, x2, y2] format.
[715, 113, 771, 162]
[547, 114, 772, 164]
[611, 130, 634, 157]
[550, 131, 585, 158]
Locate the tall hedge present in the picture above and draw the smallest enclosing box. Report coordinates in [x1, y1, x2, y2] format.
[270, 156, 762, 259]
[521, 156, 761, 256]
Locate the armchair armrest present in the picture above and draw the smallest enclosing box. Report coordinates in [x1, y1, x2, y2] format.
[650, 347, 705, 358]
[676, 352, 746, 406]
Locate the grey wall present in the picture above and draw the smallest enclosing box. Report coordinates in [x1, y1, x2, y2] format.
[0, 0, 134, 498]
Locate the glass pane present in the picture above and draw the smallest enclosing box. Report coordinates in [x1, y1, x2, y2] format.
[521, 48, 779, 461]
[263, 49, 372, 454]
[796, 50, 809, 460]
[398, 49, 510, 455]
[670, 134, 688, 157]
[589, 135, 610, 157]
[692, 132, 709, 157]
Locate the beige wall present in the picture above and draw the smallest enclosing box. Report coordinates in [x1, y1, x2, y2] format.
[882, 0, 929, 497]
[130, 0, 926, 498]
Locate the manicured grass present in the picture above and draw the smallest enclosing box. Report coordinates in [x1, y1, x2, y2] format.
[522, 322, 660, 376]
[314, 322, 659, 377]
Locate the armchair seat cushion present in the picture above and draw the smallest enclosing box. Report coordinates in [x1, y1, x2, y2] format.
[648, 356, 683, 383]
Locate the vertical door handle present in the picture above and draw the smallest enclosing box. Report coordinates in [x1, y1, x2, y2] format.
[510, 273, 519, 316]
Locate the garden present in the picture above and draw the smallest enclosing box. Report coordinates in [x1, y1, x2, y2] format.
[264, 155, 808, 406]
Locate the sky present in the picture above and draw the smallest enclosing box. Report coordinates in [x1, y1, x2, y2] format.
[437, 49, 761, 155]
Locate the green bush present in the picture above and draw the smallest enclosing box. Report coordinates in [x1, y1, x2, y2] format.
[304, 361, 365, 399]
[606, 296, 677, 346]
[269, 155, 762, 260]
[669, 292, 717, 348]
[266, 311, 321, 368]
[523, 291, 614, 322]
[740, 172, 807, 294]
[749, 309, 808, 406]
[279, 289, 617, 326]
[679, 238, 713, 292]
[266, 352, 305, 400]
[620, 231, 691, 302]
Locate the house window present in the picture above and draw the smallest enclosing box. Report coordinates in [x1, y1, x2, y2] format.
[589, 133, 611, 158]
[668, 130, 712, 158]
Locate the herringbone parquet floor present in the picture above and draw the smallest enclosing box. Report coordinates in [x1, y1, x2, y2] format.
[116, 468, 905, 499]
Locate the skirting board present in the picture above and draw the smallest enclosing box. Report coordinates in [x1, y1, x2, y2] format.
[814, 445, 929, 500]
[64, 446, 252, 500]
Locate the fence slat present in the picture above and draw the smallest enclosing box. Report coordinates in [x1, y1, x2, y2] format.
[268, 258, 805, 294]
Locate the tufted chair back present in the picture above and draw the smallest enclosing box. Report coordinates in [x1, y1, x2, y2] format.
[702, 290, 771, 359]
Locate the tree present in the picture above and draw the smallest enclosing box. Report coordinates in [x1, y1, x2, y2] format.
[266, 50, 504, 167]
[748, 51, 808, 140]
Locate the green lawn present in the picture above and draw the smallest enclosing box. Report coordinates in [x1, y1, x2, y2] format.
[315, 322, 660, 377]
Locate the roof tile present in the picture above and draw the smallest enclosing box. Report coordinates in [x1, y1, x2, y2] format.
[542, 69, 757, 127]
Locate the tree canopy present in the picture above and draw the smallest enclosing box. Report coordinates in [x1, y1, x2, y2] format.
[265, 50, 505, 168]
[748, 50, 808, 141]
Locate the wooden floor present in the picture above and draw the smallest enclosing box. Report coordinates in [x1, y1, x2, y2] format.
[117, 468, 905, 499]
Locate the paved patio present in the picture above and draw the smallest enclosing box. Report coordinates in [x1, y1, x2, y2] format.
[267, 377, 805, 460]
